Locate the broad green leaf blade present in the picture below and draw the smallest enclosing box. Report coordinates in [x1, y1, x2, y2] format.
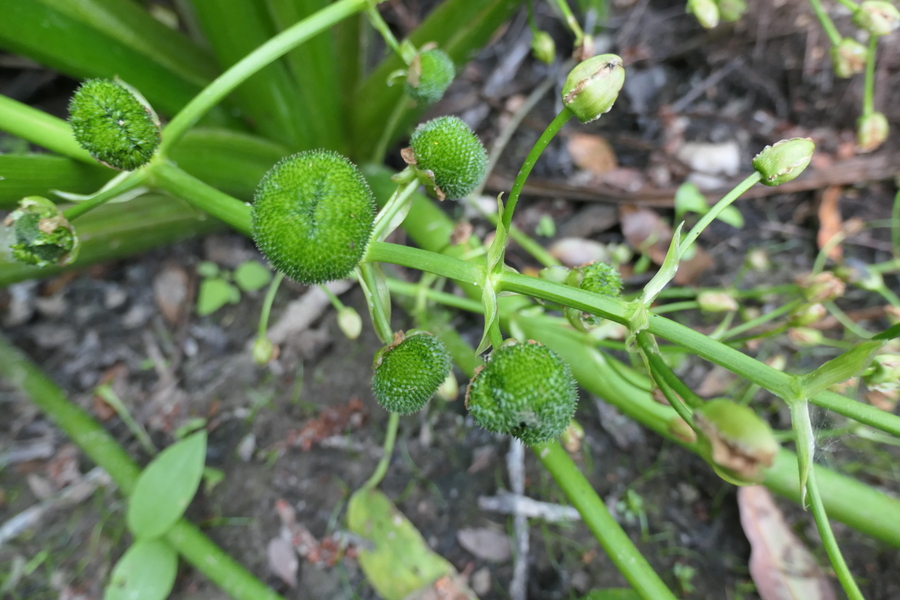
[874, 322, 900, 341]
[347, 488, 458, 600]
[0, 154, 113, 208]
[188, 0, 312, 149]
[127, 431, 207, 539]
[197, 279, 241, 316]
[233, 260, 272, 292]
[36, 0, 219, 87]
[104, 539, 178, 600]
[801, 340, 882, 399]
[0, 1, 211, 118]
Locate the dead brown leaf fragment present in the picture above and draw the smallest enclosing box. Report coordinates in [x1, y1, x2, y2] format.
[817, 186, 843, 262]
[567, 133, 618, 175]
[277, 397, 366, 451]
[738, 486, 836, 600]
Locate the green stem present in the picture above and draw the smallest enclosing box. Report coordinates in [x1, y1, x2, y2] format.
[150, 162, 252, 233]
[372, 94, 411, 164]
[535, 440, 679, 600]
[862, 34, 877, 117]
[502, 108, 573, 233]
[158, 0, 369, 156]
[258, 272, 285, 337]
[362, 411, 400, 489]
[893, 188, 900, 259]
[62, 170, 148, 221]
[0, 95, 96, 164]
[371, 180, 421, 242]
[651, 300, 698, 315]
[807, 0, 843, 46]
[823, 300, 873, 339]
[95, 384, 158, 455]
[321, 283, 347, 313]
[552, 0, 585, 46]
[834, 0, 859, 10]
[637, 332, 703, 410]
[0, 334, 285, 600]
[365, 2, 403, 60]
[679, 173, 760, 259]
[357, 263, 394, 343]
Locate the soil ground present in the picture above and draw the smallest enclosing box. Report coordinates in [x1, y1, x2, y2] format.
[2, 1, 900, 599]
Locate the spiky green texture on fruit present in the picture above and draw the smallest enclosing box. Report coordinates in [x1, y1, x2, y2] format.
[561, 55, 625, 123]
[252, 150, 375, 284]
[566, 262, 622, 327]
[405, 48, 455, 105]
[68, 79, 160, 171]
[372, 331, 452, 414]
[466, 340, 578, 445]
[3, 197, 79, 267]
[409, 116, 487, 200]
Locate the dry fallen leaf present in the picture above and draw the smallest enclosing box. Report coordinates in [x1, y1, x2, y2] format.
[567, 133, 618, 176]
[817, 186, 843, 262]
[738, 486, 836, 600]
[695, 366, 736, 398]
[152, 262, 190, 325]
[267, 537, 298, 588]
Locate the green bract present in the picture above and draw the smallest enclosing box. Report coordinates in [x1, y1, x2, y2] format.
[405, 48, 455, 105]
[561, 54, 625, 124]
[68, 79, 160, 171]
[466, 340, 578, 445]
[372, 331, 452, 414]
[251, 150, 375, 284]
[751, 137, 815, 186]
[694, 399, 779, 485]
[408, 116, 488, 200]
[3, 196, 79, 267]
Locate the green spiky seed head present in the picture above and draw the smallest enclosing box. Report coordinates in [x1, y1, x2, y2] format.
[466, 340, 578, 445]
[752, 137, 815, 186]
[251, 150, 376, 284]
[372, 331, 452, 414]
[561, 55, 625, 123]
[408, 116, 487, 200]
[565, 262, 622, 328]
[68, 79, 160, 171]
[3, 196, 79, 267]
[694, 399, 779, 485]
[405, 48, 455, 105]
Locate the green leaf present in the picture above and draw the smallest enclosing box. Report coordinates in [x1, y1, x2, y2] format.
[583, 590, 641, 600]
[196, 278, 240, 316]
[800, 340, 882, 398]
[347, 488, 458, 600]
[104, 539, 178, 600]
[475, 280, 499, 355]
[127, 431, 207, 539]
[717, 205, 745, 228]
[196, 261, 220, 279]
[874, 322, 900, 341]
[0, 154, 112, 209]
[673, 182, 708, 221]
[233, 260, 272, 292]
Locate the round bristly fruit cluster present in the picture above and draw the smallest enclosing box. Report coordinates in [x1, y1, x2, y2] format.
[251, 150, 375, 284]
[3, 196, 79, 267]
[405, 48, 455, 105]
[466, 340, 578, 445]
[372, 331, 452, 414]
[408, 116, 487, 200]
[68, 79, 160, 171]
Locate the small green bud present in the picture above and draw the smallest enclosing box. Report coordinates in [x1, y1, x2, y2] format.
[405, 48, 455, 105]
[562, 54, 625, 124]
[687, 0, 720, 29]
[531, 30, 556, 65]
[788, 303, 827, 327]
[68, 79, 160, 171]
[3, 197, 79, 267]
[853, 1, 900, 36]
[252, 336, 277, 365]
[436, 372, 459, 402]
[864, 354, 900, 392]
[857, 112, 889, 153]
[788, 327, 824, 348]
[466, 340, 578, 445]
[251, 150, 376, 285]
[752, 138, 815, 186]
[565, 262, 623, 329]
[694, 399, 779, 485]
[538, 266, 571, 285]
[716, 0, 747, 21]
[407, 116, 488, 200]
[337, 307, 363, 340]
[796, 271, 845, 303]
[372, 331, 452, 414]
[830, 38, 867, 78]
[697, 291, 738, 313]
[745, 248, 770, 272]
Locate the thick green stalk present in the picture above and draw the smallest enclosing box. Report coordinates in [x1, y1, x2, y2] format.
[62, 170, 149, 221]
[0, 95, 95, 163]
[159, 0, 369, 156]
[536, 441, 678, 600]
[862, 34, 877, 117]
[0, 334, 286, 600]
[150, 162, 252, 234]
[0, 154, 112, 207]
